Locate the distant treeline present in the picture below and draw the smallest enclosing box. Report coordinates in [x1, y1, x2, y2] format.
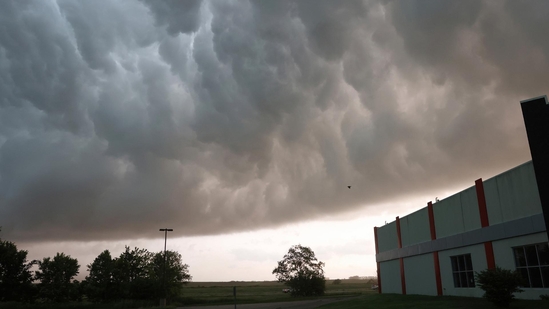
[0, 227, 192, 304]
[347, 276, 377, 280]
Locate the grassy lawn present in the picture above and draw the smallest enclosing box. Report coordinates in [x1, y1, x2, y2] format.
[0, 280, 373, 308]
[0, 300, 163, 309]
[319, 293, 549, 309]
[13, 280, 544, 309]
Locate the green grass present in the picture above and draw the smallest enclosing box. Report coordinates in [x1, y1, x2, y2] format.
[319, 293, 549, 309]
[3, 283, 547, 308]
[177, 279, 375, 306]
[0, 300, 165, 309]
[0, 280, 375, 308]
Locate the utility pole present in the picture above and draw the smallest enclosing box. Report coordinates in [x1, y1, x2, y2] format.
[159, 228, 173, 307]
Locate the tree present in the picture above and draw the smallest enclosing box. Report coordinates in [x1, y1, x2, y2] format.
[272, 245, 326, 296]
[475, 266, 523, 308]
[112, 246, 154, 300]
[35, 253, 80, 302]
[85, 250, 117, 302]
[149, 250, 192, 299]
[0, 235, 36, 301]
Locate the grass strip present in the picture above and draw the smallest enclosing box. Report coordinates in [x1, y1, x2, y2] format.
[319, 293, 549, 309]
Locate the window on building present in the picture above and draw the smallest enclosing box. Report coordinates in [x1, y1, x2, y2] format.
[450, 254, 475, 288]
[513, 243, 549, 288]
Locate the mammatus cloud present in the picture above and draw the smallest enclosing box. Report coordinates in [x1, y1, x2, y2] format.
[1, 0, 548, 242]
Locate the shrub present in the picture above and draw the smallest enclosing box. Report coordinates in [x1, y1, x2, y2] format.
[475, 266, 523, 308]
[332, 279, 342, 285]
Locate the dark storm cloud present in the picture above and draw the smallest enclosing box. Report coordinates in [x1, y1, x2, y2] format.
[1, 0, 548, 242]
[141, 0, 203, 35]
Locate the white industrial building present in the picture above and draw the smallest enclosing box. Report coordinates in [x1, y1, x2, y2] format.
[374, 96, 549, 300]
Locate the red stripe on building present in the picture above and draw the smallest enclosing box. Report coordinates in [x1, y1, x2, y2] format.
[427, 201, 437, 240]
[484, 242, 496, 269]
[376, 262, 382, 294]
[374, 227, 381, 294]
[374, 227, 380, 254]
[476, 179, 496, 269]
[428, 201, 443, 296]
[395, 216, 402, 249]
[395, 217, 406, 294]
[475, 178, 490, 227]
[433, 251, 443, 296]
[399, 258, 406, 295]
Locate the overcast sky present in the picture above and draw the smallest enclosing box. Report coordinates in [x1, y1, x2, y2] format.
[1, 0, 548, 281]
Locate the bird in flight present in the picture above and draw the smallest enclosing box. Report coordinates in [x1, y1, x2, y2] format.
[348, 186, 351, 189]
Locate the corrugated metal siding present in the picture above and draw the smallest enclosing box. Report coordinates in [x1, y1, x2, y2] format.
[400, 207, 430, 247]
[377, 221, 398, 252]
[380, 259, 402, 294]
[404, 253, 437, 296]
[433, 186, 481, 238]
[484, 161, 542, 225]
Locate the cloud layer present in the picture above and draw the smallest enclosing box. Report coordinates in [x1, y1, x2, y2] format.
[1, 0, 548, 242]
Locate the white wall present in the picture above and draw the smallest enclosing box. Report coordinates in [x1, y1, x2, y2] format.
[380, 259, 401, 294]
[438, 244, 486, 298]
[492, 232, 549, 300]
[404, 253, 437, 296]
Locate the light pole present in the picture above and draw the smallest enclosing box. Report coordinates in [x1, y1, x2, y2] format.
[159, 228, 173, 307]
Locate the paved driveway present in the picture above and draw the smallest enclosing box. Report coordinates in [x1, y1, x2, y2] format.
[177, 296, 355, 309]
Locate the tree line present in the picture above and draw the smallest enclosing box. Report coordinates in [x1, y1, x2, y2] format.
[0, 228, 192, 303]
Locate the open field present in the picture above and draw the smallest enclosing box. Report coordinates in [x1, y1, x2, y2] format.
[0, 280, 374, 309]
[2, 283, 547, 309]
[318, 293, 549, 309]
[177, 279, 376, 306]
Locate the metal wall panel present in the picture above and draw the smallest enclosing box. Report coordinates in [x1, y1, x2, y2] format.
[433, 186, 481, 239]
[377, 221, 398, 253]
[485, 162, 542, 224]
[403, 254, 437, 296]
[432, 197, 458, 238]
[433, 193, 464, 238]
[460, 186, 481, 232]
[483, 176, 503, 225]
[400, 207, 430, 247]
[380, 259, 402, 294]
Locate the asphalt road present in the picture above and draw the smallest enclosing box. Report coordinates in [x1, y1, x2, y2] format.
[178, 297, 355, 309]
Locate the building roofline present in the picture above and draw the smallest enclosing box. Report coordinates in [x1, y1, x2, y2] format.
[377, 160, 534, 229]
[520, 95, 548, 104]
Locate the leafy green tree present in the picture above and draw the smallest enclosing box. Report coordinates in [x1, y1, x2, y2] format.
[35, 253, 80, 302]
[85, 250, 117, 302]
[150, 250, 192, 299]
[112, 246, 154, 300]
[475, 266, 523, 308]
[0, 233, 36, 301]
[83, 246, 192, 302]
[272, 245, 326, 296]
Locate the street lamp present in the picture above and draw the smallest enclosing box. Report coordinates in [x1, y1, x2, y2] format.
[159, 228, 173, 307]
